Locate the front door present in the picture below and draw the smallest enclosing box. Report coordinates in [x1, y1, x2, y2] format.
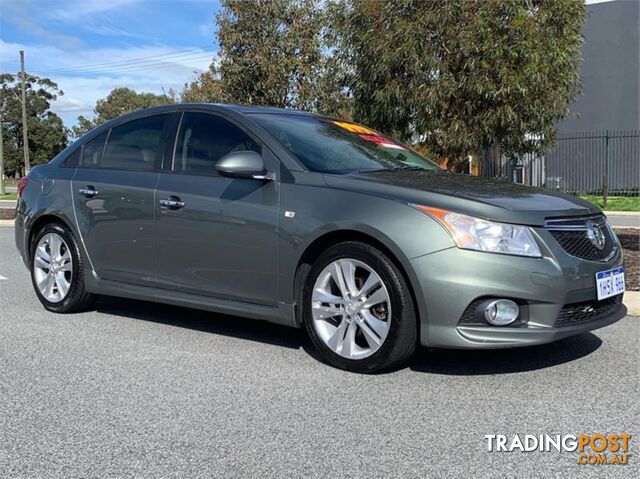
[71, 114, 173, 286]
[155, 112, 279, 306]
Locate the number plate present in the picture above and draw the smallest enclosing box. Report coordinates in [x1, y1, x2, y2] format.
[596, 267, 625, 301]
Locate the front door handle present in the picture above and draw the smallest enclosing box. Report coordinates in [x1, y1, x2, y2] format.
[159, 196, 185, 210]
[78, 185, 98, 198]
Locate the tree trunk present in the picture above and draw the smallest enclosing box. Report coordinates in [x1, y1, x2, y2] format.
[479, 146, 501, 178]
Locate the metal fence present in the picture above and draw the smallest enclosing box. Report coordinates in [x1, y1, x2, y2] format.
[480, 130, 640, 197]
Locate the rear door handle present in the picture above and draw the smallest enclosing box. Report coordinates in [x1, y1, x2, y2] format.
[159, 196, 185, 210]
[78, 186, 98, 198]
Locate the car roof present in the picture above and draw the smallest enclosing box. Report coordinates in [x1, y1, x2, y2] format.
[221, 104, 319, 116]
[116, 102, 320, 117]
[79, 102, 323, 140]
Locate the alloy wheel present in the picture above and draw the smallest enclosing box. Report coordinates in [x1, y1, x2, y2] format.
[311, 258, 391, 360]
[33, 232, 73, 303]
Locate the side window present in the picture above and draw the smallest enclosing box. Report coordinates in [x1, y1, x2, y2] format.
[174, 112, 261, 175]
[63, 149, 81, 167]
[101, 115, 169, 171]
[81, 131, 108, 168]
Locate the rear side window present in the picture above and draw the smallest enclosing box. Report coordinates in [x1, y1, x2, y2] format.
[81, 131, 108, 168]
[174, 112, 261, 176]
[63, 149, 81, 167]
[101, 115, 169, 171]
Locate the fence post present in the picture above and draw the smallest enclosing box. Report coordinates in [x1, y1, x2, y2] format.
[603, 130, 609, 208]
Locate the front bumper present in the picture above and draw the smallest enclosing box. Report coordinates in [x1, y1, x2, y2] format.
[409, 238, 626, 349]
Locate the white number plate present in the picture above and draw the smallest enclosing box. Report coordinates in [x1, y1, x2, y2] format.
[596, 267, 625, 301]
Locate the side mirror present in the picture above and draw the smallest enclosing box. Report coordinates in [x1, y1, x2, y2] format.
[215, 151, 272, 180]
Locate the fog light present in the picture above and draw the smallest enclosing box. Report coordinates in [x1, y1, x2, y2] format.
[484, 299, 519, 326]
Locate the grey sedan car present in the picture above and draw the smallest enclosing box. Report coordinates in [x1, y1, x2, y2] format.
[15, 104, 627, 372]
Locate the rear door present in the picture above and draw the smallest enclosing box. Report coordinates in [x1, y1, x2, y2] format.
[155, 111, 280, 306]
[71, 114, 175, 286]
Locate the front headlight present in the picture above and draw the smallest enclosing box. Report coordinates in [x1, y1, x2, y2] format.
[415, 206, 542, 258]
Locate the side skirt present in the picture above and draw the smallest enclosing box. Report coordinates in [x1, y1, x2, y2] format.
[85, 275, 298, 328]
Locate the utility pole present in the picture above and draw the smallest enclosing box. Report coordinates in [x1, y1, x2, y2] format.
[20, 50, 30, 176]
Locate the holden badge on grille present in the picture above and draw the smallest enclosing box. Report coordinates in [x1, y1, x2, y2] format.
[586, 220, 606, 250]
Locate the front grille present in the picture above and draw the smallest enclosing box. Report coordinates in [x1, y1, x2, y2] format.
[550, 230, 615, 261]
[555, 296, 623, 327]
[546, 215, 617, 261]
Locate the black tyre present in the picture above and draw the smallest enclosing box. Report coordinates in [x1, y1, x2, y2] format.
[301, 241, 417, 373]
[30, 222, 95, 313]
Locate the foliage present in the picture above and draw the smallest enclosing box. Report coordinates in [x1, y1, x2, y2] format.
[0, 73, 68, 176]
[182, 64, 224, 103]
[219, 0, 323, 109]
[183, 0, 350, 114]
[329, 0, 587, 170]
[73, 87, 173, 137]
[313, 45, 354, 119]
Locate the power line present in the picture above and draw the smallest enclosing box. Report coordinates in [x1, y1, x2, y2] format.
[37, 48, 215, 73]
[30, 59, 213, 77]
[31, 57, 213, 76]
[33, 54, 214, 75]
[31, 58, 213, 77]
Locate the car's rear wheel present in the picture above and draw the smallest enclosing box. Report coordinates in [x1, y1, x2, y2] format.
[301, 242, 416, 373]
[30, 222, 95, 313]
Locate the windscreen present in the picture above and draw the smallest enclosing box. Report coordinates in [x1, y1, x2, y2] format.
[250, 114, 441, 174]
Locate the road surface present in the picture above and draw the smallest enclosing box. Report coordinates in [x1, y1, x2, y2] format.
[0, 225, 638, 478]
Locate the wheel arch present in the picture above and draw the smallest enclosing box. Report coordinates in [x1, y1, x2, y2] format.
[292, 228, 424, 333]
[26, 212, 76, 265]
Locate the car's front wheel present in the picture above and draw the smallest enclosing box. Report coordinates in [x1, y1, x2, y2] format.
[30, 222, 95, 313]
[302, 241, 417, 373]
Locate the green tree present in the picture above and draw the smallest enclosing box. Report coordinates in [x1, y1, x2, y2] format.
[73, 87, 173, 137]
[0, 73, 68, 177]
[218, 0, 323, 109]
[327, 0, 587, 170]
[181, 64, 224, 103]
[184, 0, 336, 112]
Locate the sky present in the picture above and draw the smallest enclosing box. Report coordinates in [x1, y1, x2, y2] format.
[0, 0, 221, 126]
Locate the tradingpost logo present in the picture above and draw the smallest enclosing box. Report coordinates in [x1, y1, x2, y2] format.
[485, 434, 632, 465]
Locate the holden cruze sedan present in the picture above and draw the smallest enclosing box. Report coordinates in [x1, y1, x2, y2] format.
[14, 104, 627, 373]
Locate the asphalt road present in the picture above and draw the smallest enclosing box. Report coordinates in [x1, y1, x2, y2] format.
[0, 226, 638, 478]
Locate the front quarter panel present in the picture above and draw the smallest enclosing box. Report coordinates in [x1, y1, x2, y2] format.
[278, 172, 454, 304]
